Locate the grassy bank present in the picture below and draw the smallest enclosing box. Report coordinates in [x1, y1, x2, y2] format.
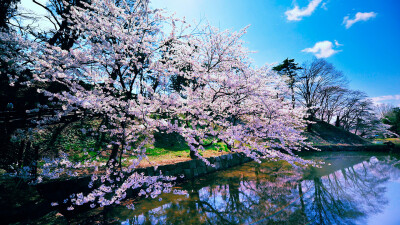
[136, 142, 229, 167]
[373, 138, 400, 146]
[304, 121, 370, 146]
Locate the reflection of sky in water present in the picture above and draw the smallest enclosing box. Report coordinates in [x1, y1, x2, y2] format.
[80, 152, 400, 225]
[367, 182, 400, 225]
[300, 158, 392, 224]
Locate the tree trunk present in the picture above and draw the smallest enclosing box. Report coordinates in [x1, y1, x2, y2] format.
[335, 116, 340, 127]
[291, 86, 295, 109]
[107, 144, 119, 166]
[189, 150, 199, 160]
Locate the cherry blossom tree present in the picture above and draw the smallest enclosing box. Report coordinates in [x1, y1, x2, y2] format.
[2, 0, 314, 209]
[165, 25, 311, 162]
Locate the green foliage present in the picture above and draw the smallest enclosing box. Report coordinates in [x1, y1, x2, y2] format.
[31, 120, 107, 163]
[32, 120, 229, 164]
[152, 131, 228, 156]
[272, 58, 302, 84]
[154, 131, 188, 151]
[272, 58, 302, 108]
[373, 138, 400, 146]
[170, 74, 190, 93]
[145, 142, 228, 157]
[382, 107, 400, 135]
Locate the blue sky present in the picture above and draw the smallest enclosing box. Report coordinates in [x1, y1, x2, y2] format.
[151, 0, 400, 106]
[19, 0, 400, 105]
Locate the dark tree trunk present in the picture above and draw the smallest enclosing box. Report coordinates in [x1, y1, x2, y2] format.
[335, 116, 340, 127]
[189, 150, 199, 160]
[107, 144, 119, 166]
[290, 84, 296, 109]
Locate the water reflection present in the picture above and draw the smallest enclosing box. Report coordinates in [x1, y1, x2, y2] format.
[301, 157, 390, 225]
[69, 152, 400, 225]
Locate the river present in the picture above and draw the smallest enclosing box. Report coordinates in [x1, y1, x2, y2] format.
[40, 151, 400, 224]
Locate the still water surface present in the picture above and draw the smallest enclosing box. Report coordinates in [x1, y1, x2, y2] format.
[71, 151, 400, 225]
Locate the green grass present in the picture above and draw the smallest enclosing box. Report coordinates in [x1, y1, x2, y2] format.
[122, 142, 229, 167]
[373, 138, 400, 146]
[27, 120, 231, 169]
[146, 141, 228, 157]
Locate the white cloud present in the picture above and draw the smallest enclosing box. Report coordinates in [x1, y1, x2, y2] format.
[321, 2, 328, 10]
[302, 41, 340, 58]
[334, 40, 343, 47]
[285, 0, 323, 21]
[343, 12, 377, 29]
[370, 95, 400, 104]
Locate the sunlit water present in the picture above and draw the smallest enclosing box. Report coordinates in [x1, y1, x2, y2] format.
[68, 151, 400, 225]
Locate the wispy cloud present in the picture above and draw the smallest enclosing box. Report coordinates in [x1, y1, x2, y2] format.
[343, 12, 377, 29]
[285, 0, 323, 21]
[334, 40, 343, 47]
[302, 41, 340, 58]
[371, 95, 400, 104]
[321, 2, 328, 10]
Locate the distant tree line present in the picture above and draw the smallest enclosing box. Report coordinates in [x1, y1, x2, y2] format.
[377, 104, 400, 136]
[273, 58, 392, 138]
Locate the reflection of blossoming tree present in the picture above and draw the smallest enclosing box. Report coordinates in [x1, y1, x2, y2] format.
[87, 162, 307, 224]
[2, 0, 312, 209]
[82, 154, 400, 225]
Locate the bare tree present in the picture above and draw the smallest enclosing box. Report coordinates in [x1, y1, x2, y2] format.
[375, 103, 394, 119]
[334, 90, 367, 130]
[316, 86, 348, 123]
[296, 58, 346, 130]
